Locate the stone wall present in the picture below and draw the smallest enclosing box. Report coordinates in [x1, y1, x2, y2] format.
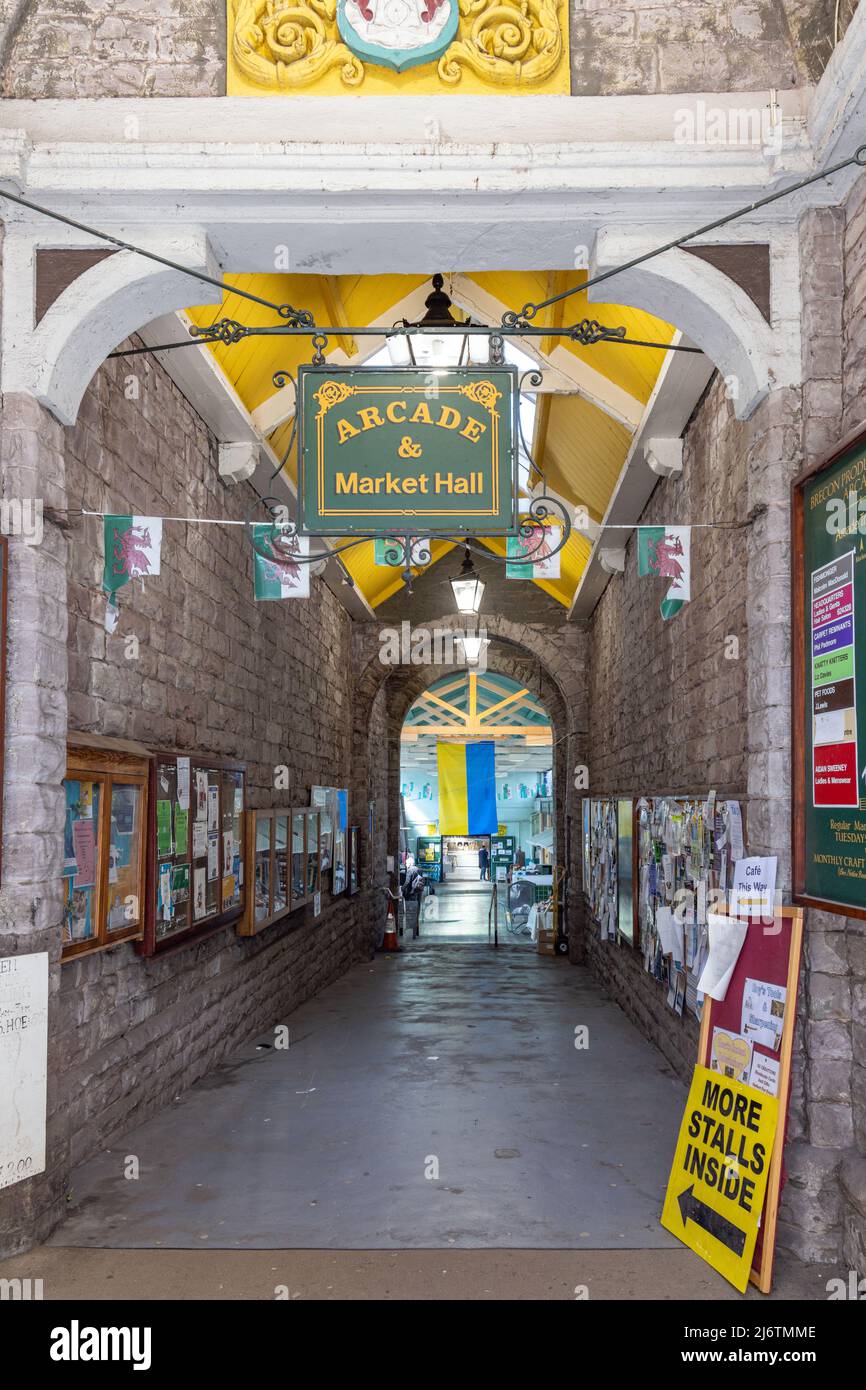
[588, 373, 750, 800]
[1, 339, 381, 1251]
[583, 372, 751, 1084]
[570, 0, 835, 95]
[0, 0, 836, 98]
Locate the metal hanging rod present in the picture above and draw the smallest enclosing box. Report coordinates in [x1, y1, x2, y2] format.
[106, 323, 702, 359]
[0, 187, 314, 324]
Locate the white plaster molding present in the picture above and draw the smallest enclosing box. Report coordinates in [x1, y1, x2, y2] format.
[1, 227, 222, 425]
[598, 548, 626, 575]
[645, 438, 683, 477]
[587, 229, 799, 420]
[218, 442, 258, 484]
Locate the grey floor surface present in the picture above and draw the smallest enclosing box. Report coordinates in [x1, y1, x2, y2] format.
[52, 929, 687, 1251]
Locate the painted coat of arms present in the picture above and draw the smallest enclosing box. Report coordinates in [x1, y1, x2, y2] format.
[337, 0, 457, 71]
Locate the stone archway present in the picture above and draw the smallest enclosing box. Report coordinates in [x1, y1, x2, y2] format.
[351, 613, 588, 956]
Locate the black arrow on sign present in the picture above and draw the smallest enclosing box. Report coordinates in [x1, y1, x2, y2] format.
[677, 1184, 747, 1257]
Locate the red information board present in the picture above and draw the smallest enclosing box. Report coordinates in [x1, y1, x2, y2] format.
[696, 906, 804, 1293]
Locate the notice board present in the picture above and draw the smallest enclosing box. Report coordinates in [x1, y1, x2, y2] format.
[694, 907, 803, 1292]
[794, 428, 866, 915]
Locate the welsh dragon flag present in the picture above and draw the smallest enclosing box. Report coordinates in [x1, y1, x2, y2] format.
[637, 525, 691, 620]
[252, 524, 310, 600]
[103, 516, 162, 596]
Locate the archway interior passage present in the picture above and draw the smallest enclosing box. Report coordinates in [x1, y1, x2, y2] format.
[401, 670, 554, 940]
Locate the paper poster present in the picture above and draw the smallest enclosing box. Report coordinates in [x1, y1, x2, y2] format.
[222, 874, 235, 906]
[175, 807, 189, 857]
[193, 867, 207, 919]
[0, 953, 48, 1191]
[195, 771, 208, 821]
[177, 756, 191, 812]
[711, 1027, 753, 1083]
[741, 978, 786, 1050]
[192, 820, 207, 859]
[156, 800, 173, 857]
[725, 801, 744, 860]
[71, 818, 96, 888]
[171, 864, 190, 906]
[223, 830, 233, 865]
[207, 784, 219, 832]
[729, 856, 777, 921]
[748, 1052, 781, 1097]
[207, 833, 219, 882]
[158, 862, 173, 922]
[695, 912, 748, 1001]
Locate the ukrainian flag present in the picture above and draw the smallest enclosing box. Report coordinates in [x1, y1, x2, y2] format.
[437, 740, 498, 835]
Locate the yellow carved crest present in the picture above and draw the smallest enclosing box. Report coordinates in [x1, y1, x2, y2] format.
[228, 0, 568, 94]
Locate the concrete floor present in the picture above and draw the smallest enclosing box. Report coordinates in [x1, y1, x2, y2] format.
[0, 1244, 840, 1300]
[50, 939, 686, 1251]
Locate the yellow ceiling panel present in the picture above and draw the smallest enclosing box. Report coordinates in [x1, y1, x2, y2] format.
[468, 269, 673, 404]
[480, 531, 591, 609]
[341, 539, 456, 609]
[542, 394, 633, 519]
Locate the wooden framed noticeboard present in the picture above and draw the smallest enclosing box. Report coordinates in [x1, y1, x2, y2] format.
[694, 906, 804, 1293]
[794, 427, 866, 917]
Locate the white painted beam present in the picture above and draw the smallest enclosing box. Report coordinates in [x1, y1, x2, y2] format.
[569, 331, 714, 620]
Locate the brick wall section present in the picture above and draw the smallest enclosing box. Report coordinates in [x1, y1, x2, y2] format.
[54, 344, 378, 1178]
[0, 0, 833, 98]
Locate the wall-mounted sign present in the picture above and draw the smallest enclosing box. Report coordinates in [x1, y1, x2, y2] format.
[298, 366, 518, 537]
[794, 429, 866, 916]
[0, 952, 48, 1191]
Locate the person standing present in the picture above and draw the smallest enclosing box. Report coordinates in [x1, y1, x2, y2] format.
[479, 844, 490, 881]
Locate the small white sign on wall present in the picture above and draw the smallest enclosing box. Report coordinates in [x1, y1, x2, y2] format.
[0, 952, 48, 1190]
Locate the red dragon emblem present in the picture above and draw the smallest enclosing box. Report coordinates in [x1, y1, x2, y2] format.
[515, 522, 556, 566]
[646, 534, 685, 586]
[261, 531, 302, 588]
[111, 524, 156, 581]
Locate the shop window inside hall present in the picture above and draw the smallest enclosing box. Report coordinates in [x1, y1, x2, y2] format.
[62, 740, 149, 962]
[138, 753, 247, 957]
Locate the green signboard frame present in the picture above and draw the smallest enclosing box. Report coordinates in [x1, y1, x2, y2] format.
[793, 425, 866, 919]
[297, 364, 519, 537]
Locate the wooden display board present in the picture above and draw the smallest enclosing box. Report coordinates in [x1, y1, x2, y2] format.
[793, 426, 866, 917]
[695, 906, 804, 1293]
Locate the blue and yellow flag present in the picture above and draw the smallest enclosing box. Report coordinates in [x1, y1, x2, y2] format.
[437, 741, 498, 835]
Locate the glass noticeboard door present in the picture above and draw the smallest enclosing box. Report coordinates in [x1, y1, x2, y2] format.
[62, 742, 149, 963]
[140, 753, 247, 956]
[240, 807, 322, 935]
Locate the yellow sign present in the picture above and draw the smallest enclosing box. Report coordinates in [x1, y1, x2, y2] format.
[661, 1064, 779, 1292]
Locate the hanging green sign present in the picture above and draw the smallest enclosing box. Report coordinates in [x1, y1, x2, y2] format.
[794, 428, 866, 917]
[298, 365, 518, 536]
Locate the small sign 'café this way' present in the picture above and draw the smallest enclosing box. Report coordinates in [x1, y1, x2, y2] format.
[298, 366, 518, 535]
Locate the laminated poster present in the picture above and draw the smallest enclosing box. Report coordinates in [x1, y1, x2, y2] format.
[192, 820, 207, 859]
[710, 1027, 752, 1082]
[740, 978, 786, 1051]
[207, 784, 219, 832]
[207, 832, 219, 882]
